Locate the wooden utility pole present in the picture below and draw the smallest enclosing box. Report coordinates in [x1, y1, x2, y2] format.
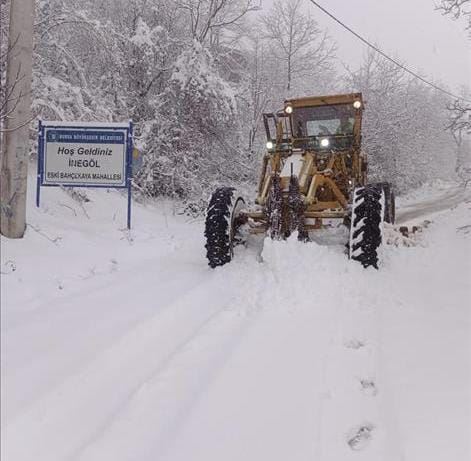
[0, 0, 35, 238]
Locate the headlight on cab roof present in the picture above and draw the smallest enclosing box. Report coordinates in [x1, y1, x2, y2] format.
[284, 104, 293, 114]
[266, 141, 274, 149]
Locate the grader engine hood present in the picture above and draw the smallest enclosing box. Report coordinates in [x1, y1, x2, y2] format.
[279, 153, 304, 190]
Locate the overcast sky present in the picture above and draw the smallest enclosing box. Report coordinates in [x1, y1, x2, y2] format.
[258, 0, 470, 92]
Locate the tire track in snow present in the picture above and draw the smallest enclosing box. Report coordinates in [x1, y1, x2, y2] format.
[2, 260, 209, 425]
[2, 259, 261, 461]
[74, 266, 269, 461]
[157, 239, 346, 461]
[75, 240, 340, 461]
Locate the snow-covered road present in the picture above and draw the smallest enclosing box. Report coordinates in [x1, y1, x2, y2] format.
[396, 184, 471, 223]
[2, 181, 470, 461]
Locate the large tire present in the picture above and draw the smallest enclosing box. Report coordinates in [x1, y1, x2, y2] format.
[266, 174, 283, 239]
[349, 185, 384, 269]
[374, 182, 395, 224]
[205, 187, 245, 268]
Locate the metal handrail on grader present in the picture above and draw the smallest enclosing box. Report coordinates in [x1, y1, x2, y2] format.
[204, 92, 396, 269]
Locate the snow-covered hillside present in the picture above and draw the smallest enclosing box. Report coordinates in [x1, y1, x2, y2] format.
[1, 180, 470, 461]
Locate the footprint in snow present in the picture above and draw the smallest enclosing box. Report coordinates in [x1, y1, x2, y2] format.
[359, 378, 378, 396]
[347, 423, 375, 451]
[344, 338, 365, 350]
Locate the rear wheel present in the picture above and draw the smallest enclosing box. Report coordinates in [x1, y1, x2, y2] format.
[374, 182, 395, 224]
[349, 185, 384, 269]
[205, 187, 245, 268]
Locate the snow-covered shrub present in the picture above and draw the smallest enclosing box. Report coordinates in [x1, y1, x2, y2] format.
[134, 41, 242, 200]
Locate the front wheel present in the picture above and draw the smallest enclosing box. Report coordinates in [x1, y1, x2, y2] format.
[204, 187, 245, 268]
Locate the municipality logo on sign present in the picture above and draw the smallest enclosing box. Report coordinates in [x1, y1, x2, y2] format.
[50, 132, 57, 141]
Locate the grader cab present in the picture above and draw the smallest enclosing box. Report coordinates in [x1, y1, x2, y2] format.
[204, 93, 395, 269]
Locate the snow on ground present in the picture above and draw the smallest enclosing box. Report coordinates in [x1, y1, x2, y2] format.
[1, 179, 470, 461]
[396, 180, 469, 223]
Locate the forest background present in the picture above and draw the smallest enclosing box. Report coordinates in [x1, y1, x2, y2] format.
[1, 0, 470, 211]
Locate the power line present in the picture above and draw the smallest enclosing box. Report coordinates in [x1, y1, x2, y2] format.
[306, 0, 471, 104]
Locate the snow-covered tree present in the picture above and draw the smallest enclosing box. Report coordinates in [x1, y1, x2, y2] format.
[0, 0, 10, 139]
[436, 0, 471, 140]
[175, 0, 261, 45]
[260, 0, 335, 95]
[134, 40, 255, 201]
[345, 49, 457, 191]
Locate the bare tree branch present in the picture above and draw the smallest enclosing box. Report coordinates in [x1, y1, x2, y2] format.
[436, 0, 471, 36]
[447, 99, 471, 134]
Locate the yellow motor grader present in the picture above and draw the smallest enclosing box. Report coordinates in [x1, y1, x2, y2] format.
[205, 93, 395, 269]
